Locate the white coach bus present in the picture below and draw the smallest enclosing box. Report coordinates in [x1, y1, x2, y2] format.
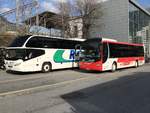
[5, 35, 84, 72]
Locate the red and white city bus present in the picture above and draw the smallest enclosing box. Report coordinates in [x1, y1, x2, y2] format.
[79, 38, 145, 71]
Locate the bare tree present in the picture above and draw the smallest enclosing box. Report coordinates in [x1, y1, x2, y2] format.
[16, 0, 38, 35]
[56, 0, 74, 38]
[56, 0, 102, 39]
[75, 0, 102, 39]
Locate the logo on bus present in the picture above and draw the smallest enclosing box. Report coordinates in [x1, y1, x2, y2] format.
[53, 50, 79, 63]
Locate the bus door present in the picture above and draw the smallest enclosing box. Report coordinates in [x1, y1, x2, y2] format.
[102, 42, 110, 71]
[95, 44, 103, 71]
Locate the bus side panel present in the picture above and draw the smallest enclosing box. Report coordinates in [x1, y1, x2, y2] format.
[117, 57, 145, 69]
[138, 57, 145, 65]
[102, 58, 118, 71]
[45, 49, 78, 70]
[102, 57, 144, 71]
[20, 54, 48, 72]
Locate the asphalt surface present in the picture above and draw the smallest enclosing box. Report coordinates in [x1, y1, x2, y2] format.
[0, 69, 87, 94]
[0, 64, 150, 113]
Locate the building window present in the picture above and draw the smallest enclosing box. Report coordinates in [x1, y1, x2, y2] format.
[74, 26, 78, 37]
[129, 2, 150, 44]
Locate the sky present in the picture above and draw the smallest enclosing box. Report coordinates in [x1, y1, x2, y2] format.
[0, 0, 150, 22]
[138, 0, 150, 8]
[0, 0, 64, 14]
[0, 0, 150, 14]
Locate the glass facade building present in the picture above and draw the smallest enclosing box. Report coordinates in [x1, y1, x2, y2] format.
[90, 0, 150, 58]
[129, 1, 150, 44]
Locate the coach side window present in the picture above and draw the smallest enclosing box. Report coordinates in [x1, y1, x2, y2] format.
[26, 37, 44, 48]
[60, 40, 80, 49]
[25, 49, 45, 60]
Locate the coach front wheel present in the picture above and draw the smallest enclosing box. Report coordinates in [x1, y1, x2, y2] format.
[42, 63, 52, 73]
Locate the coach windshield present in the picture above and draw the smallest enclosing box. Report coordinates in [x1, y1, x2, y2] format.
[5, 49, 45, 61]
[5, 49, 26, 60]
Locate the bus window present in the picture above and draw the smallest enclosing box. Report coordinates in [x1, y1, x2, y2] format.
[6, 49, 26, 60]
[25, 49, 45, 60]
[109, 43, 144, 58]
[26, 37, 44, 48]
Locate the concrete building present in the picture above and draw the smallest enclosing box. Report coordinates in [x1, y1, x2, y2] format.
[0, 16, 16, 33]
[90, 0, 150, 57]
[68, 18, 83, 38]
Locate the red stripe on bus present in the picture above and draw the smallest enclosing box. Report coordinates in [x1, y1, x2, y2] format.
[117, 57, 144, 63]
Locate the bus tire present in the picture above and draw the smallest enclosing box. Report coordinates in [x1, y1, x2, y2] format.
[135, 61, 139, 68]
[42, 62, 52, 73]
[111, 62, 117, 72]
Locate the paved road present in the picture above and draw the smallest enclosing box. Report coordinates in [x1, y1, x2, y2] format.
[0, 69, 88, 94]
[0, 64, 150, 113]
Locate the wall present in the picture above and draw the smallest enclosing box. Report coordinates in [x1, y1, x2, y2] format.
[90, 0, 129, 42]
[68, 18, 83, 39]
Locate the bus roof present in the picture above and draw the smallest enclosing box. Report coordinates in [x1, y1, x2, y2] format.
[87, 37, 117, 42]
[30, 35, 85, 41]
[102, 38, 117, 42]
[107, 41, 144, 46]
[6, 47, 46, 50]
[87, 37, 144, 46]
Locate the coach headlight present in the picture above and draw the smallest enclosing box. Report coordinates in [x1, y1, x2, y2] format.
[14, 63, 22, 66]
[5, 61, 8, 65]
[14, 60, 23, 66]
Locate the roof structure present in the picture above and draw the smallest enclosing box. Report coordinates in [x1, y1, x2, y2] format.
[24, 11, 66, 29]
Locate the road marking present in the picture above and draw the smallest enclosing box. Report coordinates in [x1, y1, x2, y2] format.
[0, 70, 83, 84]
[0, 65, 146, 97]
[0, 74, 55, 84]
[0, 75, 96, 97]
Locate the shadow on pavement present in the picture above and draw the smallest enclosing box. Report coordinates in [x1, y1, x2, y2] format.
[6, 70, 42, 75]
[6, 68, 77, 75]
[61, 71, 150, 113]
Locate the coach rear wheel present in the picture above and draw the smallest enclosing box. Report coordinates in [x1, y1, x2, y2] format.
[111, 63, 117, 72]
[42, 63, 52, 73]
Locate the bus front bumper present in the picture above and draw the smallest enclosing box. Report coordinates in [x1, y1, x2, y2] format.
[79, 62, 102, 71]
[5, 64, 26, 72]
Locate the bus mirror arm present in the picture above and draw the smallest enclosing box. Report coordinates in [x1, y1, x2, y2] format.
[75, 44, 81, 54]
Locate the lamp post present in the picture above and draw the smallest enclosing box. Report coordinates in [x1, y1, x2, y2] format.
[35, 0, 39, 27]
[16, 0, 19, 31]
